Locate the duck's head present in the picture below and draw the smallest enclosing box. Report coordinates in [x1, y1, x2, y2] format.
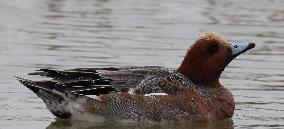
[178, 32, 255, 86]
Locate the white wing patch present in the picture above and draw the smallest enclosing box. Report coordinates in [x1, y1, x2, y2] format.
[144, 93, 168, 96]
[86, 95, 100, 101]
[128, 89, 135, 95]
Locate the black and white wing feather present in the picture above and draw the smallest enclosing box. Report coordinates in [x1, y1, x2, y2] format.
[22, 66, 165, 96]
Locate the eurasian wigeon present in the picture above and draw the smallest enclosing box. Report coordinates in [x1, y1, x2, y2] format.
[16, 32, 255, 123]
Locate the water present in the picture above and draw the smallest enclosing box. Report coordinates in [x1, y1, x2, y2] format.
[0, 0, 283, 128]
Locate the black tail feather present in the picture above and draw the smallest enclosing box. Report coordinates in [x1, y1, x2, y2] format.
[15, 75, 116, 96]
[15, 76, 73, 119]
[15, 76, 55, 93]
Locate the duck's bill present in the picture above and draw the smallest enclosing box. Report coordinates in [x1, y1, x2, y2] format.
[226, 42, 255, 65]
[230, 42, 255, 58]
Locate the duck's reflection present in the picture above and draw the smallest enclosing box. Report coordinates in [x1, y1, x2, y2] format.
[46, 118, 234, 129]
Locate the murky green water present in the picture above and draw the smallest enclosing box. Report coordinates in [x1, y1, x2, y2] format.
[0, 0, 283, 128]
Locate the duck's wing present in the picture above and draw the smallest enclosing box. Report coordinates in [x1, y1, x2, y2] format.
[24, 66, 165, 96]
[135, 70, 189, 95]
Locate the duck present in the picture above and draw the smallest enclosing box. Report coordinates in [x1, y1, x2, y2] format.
[16, 32, 255, 123]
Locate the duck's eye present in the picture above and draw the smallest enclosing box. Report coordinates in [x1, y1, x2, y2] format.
[207, 44, 219, 54]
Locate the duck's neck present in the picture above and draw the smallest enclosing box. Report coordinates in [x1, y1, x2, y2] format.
[177, 51, 221, 87]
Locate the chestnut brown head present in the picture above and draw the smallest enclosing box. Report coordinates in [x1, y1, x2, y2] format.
[178, 32, 255, 86]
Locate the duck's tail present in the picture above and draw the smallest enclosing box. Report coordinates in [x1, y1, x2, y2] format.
[15, 76, 76, 119]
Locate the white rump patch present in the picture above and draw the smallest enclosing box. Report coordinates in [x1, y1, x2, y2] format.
[144, 93, 168, 96]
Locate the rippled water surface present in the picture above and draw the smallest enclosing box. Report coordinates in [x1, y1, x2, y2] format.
[0, 0, 283, 129]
